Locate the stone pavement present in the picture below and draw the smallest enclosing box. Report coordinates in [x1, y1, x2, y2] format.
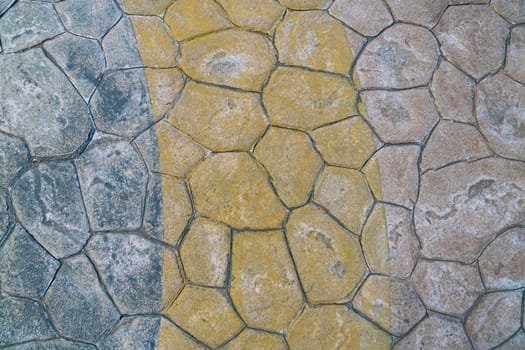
[0, 0, 524, 349]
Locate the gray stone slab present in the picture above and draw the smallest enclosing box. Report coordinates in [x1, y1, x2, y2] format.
[505, 25, 525, 84]
[0, 132, 29, 187]
[4, 339, 97, 350]
[0, 188, 10, 242]
[0, 0, 15, 16]
[102, 16, 142, 70]
[143, 173, 163, 241]
[97, 316, 161, 350]
[55, 0, 121, 38]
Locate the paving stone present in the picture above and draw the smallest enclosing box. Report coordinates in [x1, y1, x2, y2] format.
[479, 227, 525, 289]
[353, 275, 426, 336]
[362, 204, 419, 278]
[275, 11, 353, 75]
[231, 230, 304, 332]
[385, 0, 447, 27]
[0, 0, 15, 16]
[44, 33, 105, 100]
[130, 16, 178, 68]
[411, 260, 484, 317]
[497, 330, 525, 350]
[179, 28, 276, 91]
[361, 88, 439, 143]
[355, 23, 439, 89]
[0, 49, 93, 157]
[189, 153, 287, 230]
[505, 25, 525, 84]
[345, 26, 367, 57]
[0, 188, 10, 242]
[263, 67, 357, 131]
[314, 166, 373, 234]
[160, 247, 185, 311]
[329, 0, 393, 37]
[286, 204, 367, 303]
[98, 316, 160, 350]
[75, 138, 148, 231]
[157, 318, 204, 350]
[0, 132, 28, 186]
[0, 2, 63, 53]
[12, 162, 90, 258]
[430, 60, 476, 124]
[143, 68, 185, 121]
[55, 0, 120, 38]
[4, 339, 96, 350]
[169, 81, 267, 151]
[222, 329, 287, 350]
[116, 0, 174, 15]
[287, 305, 392, 350]
[254, 127, 323, 207]
[394, 314, 472, 350]
[166, 285, 244, 348]
[279, 0, 332, 9]
[102, 16, 142, 70]
[216, 0, 284, 33]
[466, 290, 522, 350]
[476, 73, 525, 161]
[164, 0, 232, 41]
[0, 295, 55, 347]
[180, 217, 230, 287]
[492, 0, 525, 24]
[415, 158, 525, 262]
[422, 120, 491, 171]
[434, 6, 509, 79]
[90, 68, 153, 138]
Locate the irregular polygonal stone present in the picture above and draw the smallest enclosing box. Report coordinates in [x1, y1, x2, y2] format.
[157, 318, 204, 350]
[476, 74, 525, 161]
[180, 217, 231, 287]
[231, 231, 304, 332]
[415, 158, 525, 262]
[75, 139, 148, 231]
[362, 88, 439, 143]
[0, 132, 28, 186]
[356, 24, 439, 89]
[263, 67, 357, 130]
[44, 255, 120, 343]
[505, 25, 525, 84]
[144, 68, 185, 121]
[345, 27, 367, 58]
[160, 248, 185, 310]
[223, 329, 287, 350]
[497, 331, 525, 350]
[434, 6, 509, 79]
[254, 127, 322, 207]
[169, 82, 267, 151]
[279, 0, 332, 9]
[353, 275, 426, 336]
[286, 204, 368, 303]
[385, 0, 447, 27]
[55, 0, 120, 38]
[179, 29, 275, 91]
[466, 290, 522, 350]
[189, 153, 287, 229]
[98, 316, 161, 350]
[492, 0, 525, 24]
[0, 189, 10, 242]
[130, 16, 178, 68]
[4, 339, 96, 350]
[102, 17, 142, 70]
[44, 33, 105, 99]
[329, 0, 393, 37]
[0, 49, 92, 157]
[217, 0, 284, 33]
[479, 227, 525, 289]
[275, 11, 353, 74]
[287, 305, 392, 350]
[166, 285, 244, 348]
[116, 0, 174, 15]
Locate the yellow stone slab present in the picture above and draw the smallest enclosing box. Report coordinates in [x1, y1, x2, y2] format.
[217, 0, 285, 33]
[130, 16, 178, 68]
[222, 329, 287, 350]
[143, 68, 184, 121]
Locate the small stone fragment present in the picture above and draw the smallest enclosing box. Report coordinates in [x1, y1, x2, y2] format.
[102, 16, 142, 70]
[144, 68, 185, 121]
[161, 248, 185, 311]
[0, 132, 28, 186]
[492, 0, 525, 24]
[116, 0, 174, 15]
[217, 0, 284, 33]
[385, 0, 447, 27]
[130, 16, 178, 68]
[279, 0, 332, 9]
[505, 25, 525, 84]
[329, 0, 393, 37]
[55, 0, 120, 38]
[222, 329, 287, 350]
[158, 318, 204, 350]
[98, 316, 161, 350]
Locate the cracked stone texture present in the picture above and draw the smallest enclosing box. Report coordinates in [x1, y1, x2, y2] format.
[115, 0, 173, 15]
[385, 0, 448, 27]
[0, 188, 10, 241]
[98, 316, 161, 350]
[130, 16, 178, 68]
[0, 132, 28, 187]
[505, 25, 525, 84]
[497, 331, 525, 350]
[329, 0, 393, 37]
[143, 68, 185, 121]
[102, 16, 142, 70]
[4, 339, 96, 350]
[216, 0, 284, 33]
[55, 0, 120, 39]
[492, 0, 525, 24]
[279, 0, 332, 9]
[0, 0, 15, 15]
[157, 318, 204, 350]
[222, 329, 287, 350]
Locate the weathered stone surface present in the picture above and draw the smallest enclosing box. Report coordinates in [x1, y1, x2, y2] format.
[287, 305, 392, 350]
[44, 255, 120, 343]
[0, 49, 92, 157]
[479, 227, 525, 289]
[345, 27, 367, 58]
[254, 127, 322, 207]
[362, 88, 439, 143]
[431, 60, 476, 124]
[116, 0, 174, 15]
[169, 82, 267, 151]
[354, 276, 426, 336]
[144, 68, 185, 121]
[217, 0, 284, 33]
[12, 162, 90, 258]
[44, 33, 105, 100]
[275, 11, 353, 74]
[329, 0, 393, 37]
[385, 0, 447, 27]
[492, 0, 525, 24]
[498, 330, 525, 350]
[102, 17, 142, 69]
[466, 290, 522, 350]
[0, 132, 28, 186]
[160, 247, 185, 311]
[362, 204, 419, 278]
[476, 74, 525, 161]
[166, 285, 244, 348]
[223, 329, 287, 350]
[4, 339, 96, 350]
[180, 217, 230, 287]
[158, 318, 204, 350]
[55, 0, 120, 38]
[434, 6, 508, 79]
[286, 204, 367, 303]
[231, 231, 304, 332]
[0, 0, 15, 15]
[279, 0, 332, 9]
[0, 189, 10, 242]
[189, 153, 287, 229]
[98, 316, 161, 350]
[130, 16, 178, 68]
[90, 68, 153, 138]
[505, 25, 525, 84]
[314, 167, 373, 234]
[179, 29, 276, 91]
[356, 24, 439, 89]
[415, 158, 525, 262]
[75, 139, 148, 231]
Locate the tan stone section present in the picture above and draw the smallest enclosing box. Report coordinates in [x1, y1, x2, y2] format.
[254, 127, 322, 207]
[279, 0, 332, 10]
[161, 248, 184, 311]
[161, 176, 192, 245]
[180, 217, 231, 288]
[169, 81, 267, 151]
[230, 231, 304, 332]
[276, 11, 353, 74]
[158, 318, 204, 350]
[130, 16, 178, 68]
[222, 329, 287, 350]
[287, 305, 392, 350]
[263, 67, 357, 130]
[189, 153, 287, 229]
[120, 0, 174, 15]
[164, 0, 232, 41]
[286, 204, 367, 304]
[179, 29, 276, 91]
[166, 285, 244, 348]
[144, 68, 184, 121]
[217, 0, 285, 33]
